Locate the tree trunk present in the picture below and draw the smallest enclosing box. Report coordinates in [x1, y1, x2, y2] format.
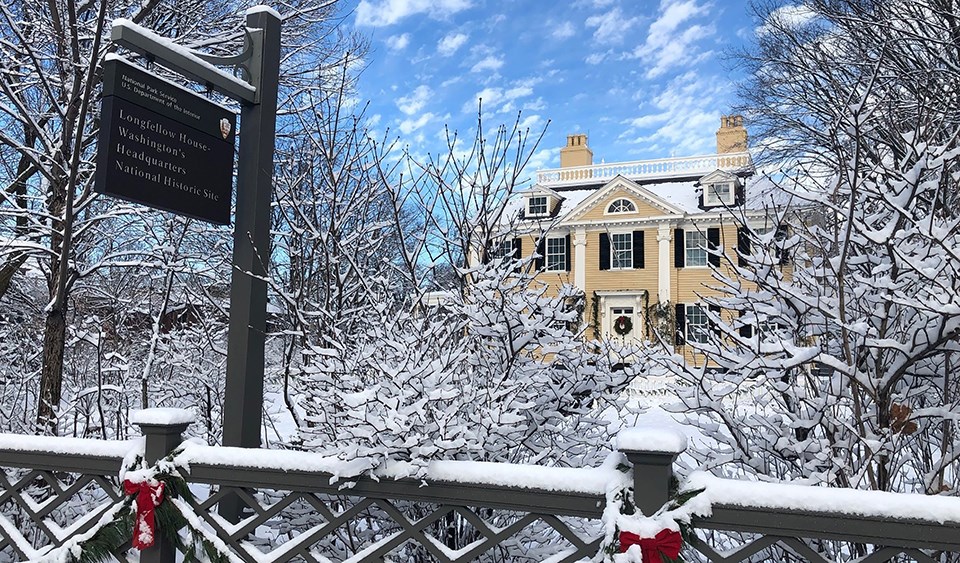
[37, 304, 67, 434]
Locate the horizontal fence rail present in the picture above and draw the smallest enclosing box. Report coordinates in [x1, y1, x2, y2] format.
[1, 413, 959, 562]
[535, 152, 753, 188]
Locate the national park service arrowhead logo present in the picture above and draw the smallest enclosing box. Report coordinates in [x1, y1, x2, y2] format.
[219, 118, 231, 140]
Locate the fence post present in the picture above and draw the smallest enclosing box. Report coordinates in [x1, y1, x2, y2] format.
[132, 408, 195, 563]
[616, 427, 687, 516]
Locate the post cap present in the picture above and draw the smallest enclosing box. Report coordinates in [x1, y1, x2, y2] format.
[131, 407, 196, 428]
[615, 426, 687, 455]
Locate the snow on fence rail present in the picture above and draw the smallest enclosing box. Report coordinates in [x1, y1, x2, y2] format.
[1, 411, 959, 562]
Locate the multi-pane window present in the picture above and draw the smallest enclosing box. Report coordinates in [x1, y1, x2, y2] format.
[546, 237, 566, 271]
[612, 233, 632, 269]
[490, 239, 514, 260]
[685, 304, 709, 344]
[705, 182, 732, 206]
[685, 230, 707, 266]
[607, 198, 636, 213]
[528, 196, 548, 216]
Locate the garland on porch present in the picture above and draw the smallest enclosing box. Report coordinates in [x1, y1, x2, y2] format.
[599, 473, 710, 563]
[36, 452, 234, 563]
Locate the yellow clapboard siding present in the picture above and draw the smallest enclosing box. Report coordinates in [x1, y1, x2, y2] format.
[578, 189, 665, 222]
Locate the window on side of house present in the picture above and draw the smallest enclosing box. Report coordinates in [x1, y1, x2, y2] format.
[611, 232, 632, 269]
[546, 237, 566, 271]
[685, 230, 707, 266]
[528, 195, 548, 216]
[685, 304, 709, 344]
[607, 198, 636, 213]
[490, 239, 514, 260]
[705, 182, 733, 206]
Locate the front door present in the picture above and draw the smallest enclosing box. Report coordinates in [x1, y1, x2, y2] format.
[605, 303, 640, 343]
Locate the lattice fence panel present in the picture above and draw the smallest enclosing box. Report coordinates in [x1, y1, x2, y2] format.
[178, 484, 603, 562]
[688, 530, 949, 563]
[0, 467, 130, 562]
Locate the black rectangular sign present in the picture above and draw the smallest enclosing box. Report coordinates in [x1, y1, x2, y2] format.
[95, 57, 236, 225]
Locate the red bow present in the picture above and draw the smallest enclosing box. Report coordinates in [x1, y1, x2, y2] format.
[619, 528, 683, 562]
[123, 478, 165, 549]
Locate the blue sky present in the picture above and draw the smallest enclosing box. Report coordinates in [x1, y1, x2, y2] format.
[345, 0, 756, 173]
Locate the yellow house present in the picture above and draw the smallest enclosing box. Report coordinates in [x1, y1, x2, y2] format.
[493, 116, 776, 366]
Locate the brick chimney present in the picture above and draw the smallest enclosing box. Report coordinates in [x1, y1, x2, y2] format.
[716, 115, 747, 154]
[560, 134, 593, 168]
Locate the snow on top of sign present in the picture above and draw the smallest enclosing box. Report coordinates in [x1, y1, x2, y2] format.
[247, 5, 282, 18]
[109, 19, 254, 101]
[686, 471, 960, 524]
[130, 408, 195, 426]
[615, 426, 687, 454]
[0, 433, 137, 459]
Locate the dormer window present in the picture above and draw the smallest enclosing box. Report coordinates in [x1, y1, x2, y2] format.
[607, 198, 636, 214]
[705, 182, 733, 206]
[527, 195, 548, 217]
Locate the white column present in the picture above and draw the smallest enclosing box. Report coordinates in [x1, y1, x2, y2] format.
[657, 225, 671, 304]
[574, 228, 587, 291]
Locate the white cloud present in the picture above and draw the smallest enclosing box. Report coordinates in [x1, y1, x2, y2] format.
[585, 7, 639, 45]
[470, 55, 504, 73]
[437, 32, 469, 56]
[757, 4, 817, 35]
[356, 0, 471, 27]
[630, 0, 714, 78]
[585, 52, 607, 65]
[396, 85, 433, 116]
[399, 112, 435, 134]
[463, 79, 538, 114]
[385, 33, 410, 50]
[620, 71, 726, 155]
[551, 21, 576, 40]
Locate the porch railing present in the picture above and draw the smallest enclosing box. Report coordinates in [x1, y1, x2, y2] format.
[1, 410, 959, 562]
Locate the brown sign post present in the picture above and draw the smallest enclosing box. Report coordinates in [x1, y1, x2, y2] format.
[96, 57, 236, 224]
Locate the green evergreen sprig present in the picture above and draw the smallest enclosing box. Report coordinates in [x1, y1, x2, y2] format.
[50, 452, 233, 563]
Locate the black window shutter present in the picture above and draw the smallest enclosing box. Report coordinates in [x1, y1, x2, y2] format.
[674, 229, 685, 268]
[739, 310, 753, 338]
[708, 228, 721, 266]
[709, 304, 721, 335]
[675, 303, 686, 345]
[599, 232, 610, 270]
[535, 238, 545, 270]
[564, 234, 571, 272]
[737, 227, 750, 267]
[632, 230, 644, 269]
[776, 226, 790, 265]
[512, 238, 523, 273]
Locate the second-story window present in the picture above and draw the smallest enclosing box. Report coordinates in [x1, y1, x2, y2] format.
[607, 198, 636, 213]
[546, 237, 567, 271]
[612, 233, 632, 269]
[685, 231, 707, 266]
[528, 195, 548, 216]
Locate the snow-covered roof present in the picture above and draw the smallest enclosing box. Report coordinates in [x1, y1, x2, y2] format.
[499, 168, 780, 230]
